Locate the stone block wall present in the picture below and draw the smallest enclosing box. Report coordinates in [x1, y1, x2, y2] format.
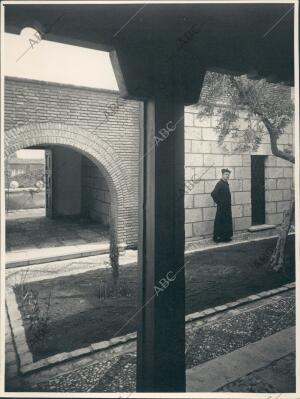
[5, 77, 294, 248]
[265, 156, 294, 226]
[183, 104, 294, 244]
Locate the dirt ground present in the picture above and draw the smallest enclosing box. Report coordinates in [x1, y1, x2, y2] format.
[14, 235, 295, 361]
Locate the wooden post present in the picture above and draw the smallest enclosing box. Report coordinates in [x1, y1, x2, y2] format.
[110, 48, 187, 392]
[137, 89, 186, 392]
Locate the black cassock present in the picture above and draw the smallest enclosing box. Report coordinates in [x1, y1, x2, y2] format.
[211, 179, 233, 241]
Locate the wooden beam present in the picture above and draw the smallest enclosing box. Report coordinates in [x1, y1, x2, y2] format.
[137, 83, 186, 391]
[109, 47, 151, 101]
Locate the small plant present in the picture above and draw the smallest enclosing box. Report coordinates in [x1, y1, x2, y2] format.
[97, 278, 133, 302]
[98, 279, 107, 301]
[15, 268, 30, 309]
[118, 282, 132, 298]
[26, 289, 52, 342]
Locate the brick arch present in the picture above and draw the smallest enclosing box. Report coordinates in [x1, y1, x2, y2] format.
[5, 123, 131, 245]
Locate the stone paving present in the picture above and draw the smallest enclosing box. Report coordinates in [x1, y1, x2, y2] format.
[5, 289, 294, 393]
[187, 326, 295, 392]
[5, 310, 22, 392]
[6, 250, 137, 286]
[218, 353, 295, 393]
[6, 208, 109, 253]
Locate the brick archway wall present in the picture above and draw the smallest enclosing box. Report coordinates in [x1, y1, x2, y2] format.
[5, 123, 131, 245]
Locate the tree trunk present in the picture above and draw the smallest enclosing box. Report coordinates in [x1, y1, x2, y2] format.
[109, 216, 120, 291]
[268, 198, 295, 272]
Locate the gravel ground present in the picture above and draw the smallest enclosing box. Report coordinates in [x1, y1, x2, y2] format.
[33, 293, 295, 393]
[91, 353, 137, 392]
[185, 296, 295, 369]
[28, 358, 118, 392]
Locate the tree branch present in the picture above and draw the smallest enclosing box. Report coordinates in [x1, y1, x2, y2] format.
[260, 116, 295, 164]
[229, 77, 295, 164]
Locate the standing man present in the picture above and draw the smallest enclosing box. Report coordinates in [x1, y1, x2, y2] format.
[211, 168, 233, 243]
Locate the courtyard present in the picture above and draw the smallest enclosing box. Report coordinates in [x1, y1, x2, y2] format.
[3, 1, 296, 396]
[5, 235, 295, 392]
[8, 235, 294, 361]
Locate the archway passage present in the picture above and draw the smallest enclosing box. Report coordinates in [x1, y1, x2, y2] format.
[5, 123, 132, 264]
[5, 145, 113, 258]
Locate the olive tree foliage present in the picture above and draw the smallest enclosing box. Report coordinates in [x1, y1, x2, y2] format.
[197, 71, 295, 272]
[197, 72, 294, 163]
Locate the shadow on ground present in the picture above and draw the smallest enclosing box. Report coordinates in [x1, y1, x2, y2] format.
[14, 235, 295, 361]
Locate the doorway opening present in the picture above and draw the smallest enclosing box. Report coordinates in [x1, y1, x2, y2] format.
[5, 149, 46, 216]
[251, 155, 266, 226]
[5, 146, 111, 255]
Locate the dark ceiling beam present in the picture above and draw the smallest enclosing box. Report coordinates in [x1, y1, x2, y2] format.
[5, 3, 294, 90]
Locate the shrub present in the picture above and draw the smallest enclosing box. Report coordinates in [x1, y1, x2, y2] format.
[97, 275, 133, 302]
[27, 289, 52, 341]
[17, 282, 52, 342]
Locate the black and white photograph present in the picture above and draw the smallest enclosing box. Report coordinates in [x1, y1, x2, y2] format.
[0, 1, 298, 396]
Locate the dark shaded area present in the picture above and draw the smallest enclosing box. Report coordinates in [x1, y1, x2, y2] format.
[5, 4, 294, 87]
[251, 155, 266, 225]
[185, 235, 295, 313]
[14, 235, 295, 361]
